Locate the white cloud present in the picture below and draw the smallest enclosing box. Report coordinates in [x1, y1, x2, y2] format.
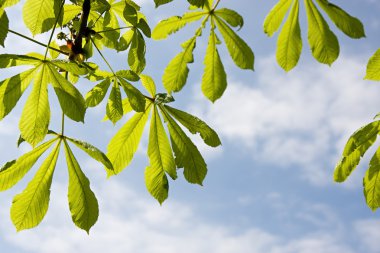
[187, 56, 380, 186]
[354, 219, 380, 252]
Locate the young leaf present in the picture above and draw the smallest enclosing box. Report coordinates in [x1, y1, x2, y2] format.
[164, 105, 221, 147]
[47, 64, 86, 122]
[365, 48, 380, 81]
[0, 67, 39, 120]
[19, 65, 50, 146]
[276, 0, 302, 71]
[0, 138, 57, 191]
[334, 121, 380, 182]
[315, 0, 365, 39]
[106, 80, 123, 124]
[214, 8, 244, 30]
[64, 141, 99, 233]
[107, 105, 152, 174]
[119, 78, 146, 112]
[22, 0, 61, 36]
[304, 0, 339, 65]
[364, 146, 380, 211]
[152, 12, 205, 40]
[214, 16, 254, 70]
[263, 0, 292, 37]
[201, 27, 227, 102]
[0, 11, 8, 47]
[149, 107, 177, 179]
[66, 137, 114, 174]
[140, 74, 156, 97]
[161, 108, 207, 185]
[11, 140, 61, 231]
[85, 78, 111, 107]
[145, 166, 169, 204]
[163, 36, 197, 93]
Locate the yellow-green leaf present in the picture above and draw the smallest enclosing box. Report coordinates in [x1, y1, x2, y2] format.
[214, 8, 244, 30]
[11, 140, 61, 231]
[145, 166, 169, 204]
[0, 11, 8, 47]
[140, 74, 156, 97]
[263, 0, 292, 37]
[364, 146, 380, 211]
[365, 48, 380, 81]
[276, 0, 302, 71]
[106, 79, 123, 124]
[85, 78, 111, 107]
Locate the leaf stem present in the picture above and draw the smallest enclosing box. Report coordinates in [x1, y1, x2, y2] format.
[44, 0, 66, 60]
[91, 37, 116, 74]
[96, 26, 133, 34]
[61, 72, 68, 136]
[8, 30, 68, 55]
[212, 0, 222, 11]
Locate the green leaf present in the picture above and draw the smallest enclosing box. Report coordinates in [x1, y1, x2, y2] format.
[128, 30, 146, 74]
[62, 5, 82, 26]
[304, 0, 339, 65]
[66, 137, 114, 175]
[0, 54, 41, 68]
[48, 41, 60, 59]
[276, 0, 302, 71]
[214, 8, 244, 30]
[22, 0, 60, 36]
[47, 64, 86, 122]
[85, 78, 111, 107]
[115, 70, 140, 81]
[64, 141, 99, 233]
[163, 36, 197, 93]
[154, 0, 173, 8]
[316, 0, 365, 39]
[263, 0, 292, 37]
[19, 65, 50, 146]
[117, 29, 134, 52]
[123, 0, 138, 25]
[0, 11, 8, 47]
[365, 48, 380, 81]
[50, 60, 89, 76]
[107, 105, 152, 174]
[164, 105, 221, 147]
[149, 107, 177, 179]
[140, 74, 156, 97]
[364, 146, 380, 211]
[188, 0, 207, 8]
[106, 79, 123, 124]
[0, 67, 39, 119]
[201, 28, 227, 102]
[119, 77, 146, 112]
[161, 108, 207, 185]
[11, 140, 61, 231]
[152, 12, 205, 40]
[214, 16, 254, 70]
[102, 10, 120, 49]
[0, 138, 57, 191]
[137, 18, 151, 38]
[145, 166, 169, 204]
[0, 0, 20, 9]
[334, 121, 380, 182]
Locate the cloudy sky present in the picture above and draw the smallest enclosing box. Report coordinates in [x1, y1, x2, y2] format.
[1, 0, 380, 252]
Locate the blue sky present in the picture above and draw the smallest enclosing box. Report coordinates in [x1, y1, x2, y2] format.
[1, 0, 380, 252]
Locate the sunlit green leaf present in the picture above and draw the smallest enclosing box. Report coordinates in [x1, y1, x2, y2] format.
[64, 141, 99, 233]
[364, 146, 380, 211]
[11, 140, 61, 231]
[214, 8, 244, 30]
[365, 48, 380, 81]
[107, 105, 152, 174]
[116, 70, 140, 81]
[334, 121, 380, 182]
[154, 0, 173, 8]
[276, 0, 302, 71]
[140, 74, 156, 97]
[316, 0, 365, 39]
[22, 0, 61, 35]
[0, 11, 8, 47]
[145, 166, 169, 204]
[0, 138, 57, 191]
[48, 64, 86, 122]
[188, 0, 207, 8]
[128, 30, 146, 74]
[305, 0, 339, 65]
[163, 36, 196, 93]
[0, 67, 39, 119]
[214, 16, 254, 70]
[119, 77, 146, 112]
[19, 65, 50, 146]
[164, 105, 221, 147]
[201, 27, 227, 102]
[149, 107, 177, 179]
[161, 108, 207, 185]
[0, 54, 41, 68]
[106, 79, 123, 124]
[152, 12, 205, 40]
[50, 60, 89, 76]
[85, 78, 111, 107]
[263, 0, 292, 37]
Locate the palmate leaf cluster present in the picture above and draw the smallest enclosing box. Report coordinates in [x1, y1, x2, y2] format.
[0, 0, 379, 233]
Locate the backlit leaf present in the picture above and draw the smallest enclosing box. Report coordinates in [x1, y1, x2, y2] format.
[22, 0, 60, 35]
[85, 78, 111, 107]
[106, 80, 123, 124]
[364, 146, 380, 211]
[214, 8, 244, 30]
[140, 74, 156, 97]
[0, 11, 8, 47]
[263, 0, 292, 37]
[145, 166, 169, 204]
[365, 48, 380, 81]
[119, 78, 146, 112]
